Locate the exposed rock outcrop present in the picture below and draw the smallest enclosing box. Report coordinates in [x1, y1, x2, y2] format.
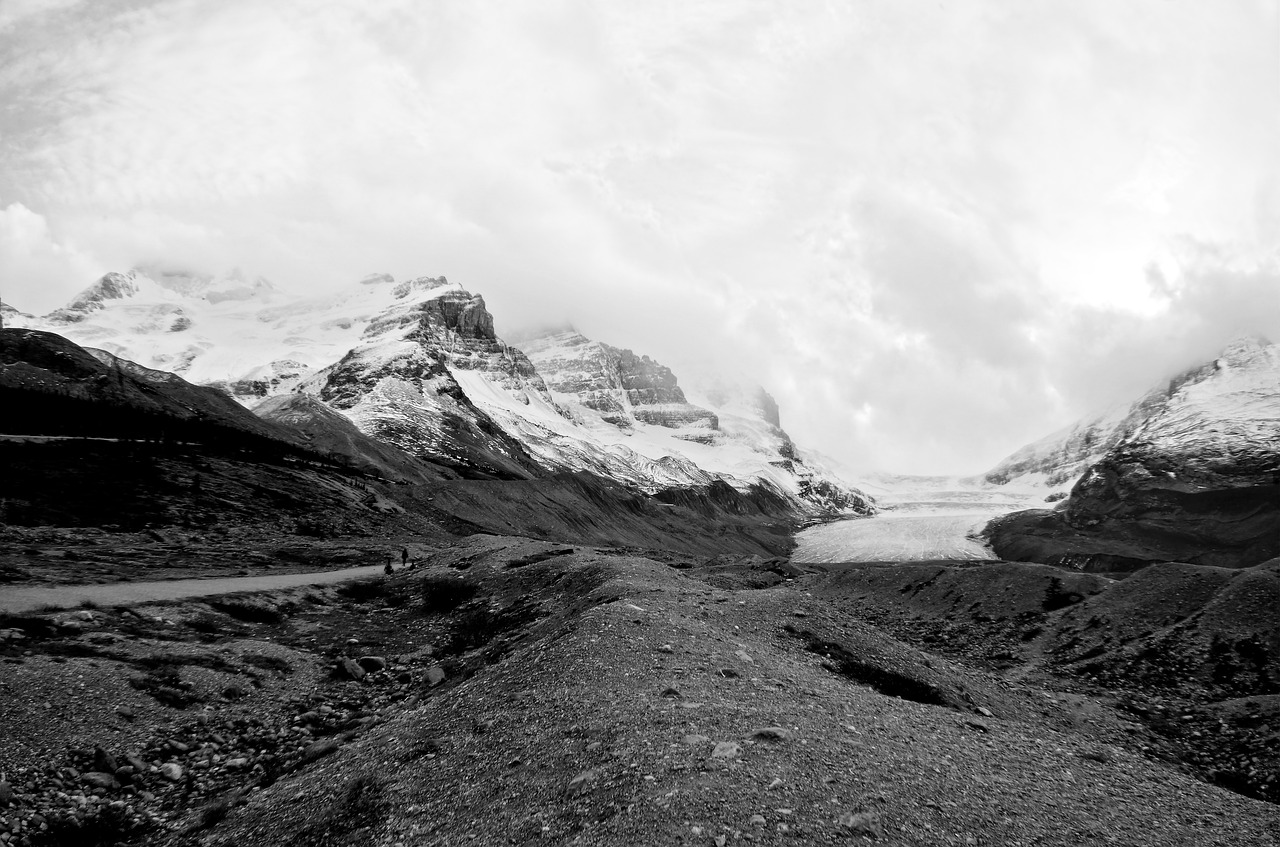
[516, 328, 716, 432]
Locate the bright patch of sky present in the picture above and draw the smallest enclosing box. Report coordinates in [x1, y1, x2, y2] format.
[2, 0, 1279, 474]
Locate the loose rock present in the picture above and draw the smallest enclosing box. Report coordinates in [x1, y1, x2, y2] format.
[82, 772, 118, 790]
[338, 658, 366, 681]
[838, 811, 884, 839]
[711, 741, 741, 759]
[565, 769, 599, 797]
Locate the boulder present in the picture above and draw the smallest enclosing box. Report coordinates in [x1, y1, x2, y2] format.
[82, 772, 119, 790]
[337, 658, 366, 681]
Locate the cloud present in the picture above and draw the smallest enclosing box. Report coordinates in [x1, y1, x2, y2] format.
[0, 202, 97, 310]
[1, 0, 1278, 474]
[0, 0, 82, 34]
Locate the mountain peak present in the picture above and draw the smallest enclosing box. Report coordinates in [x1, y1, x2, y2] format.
[47, 271, 153, 321]
[1216, 333, 1273, 367]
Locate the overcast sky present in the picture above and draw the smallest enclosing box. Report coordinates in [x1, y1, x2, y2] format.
[2, 0, 1279, 475]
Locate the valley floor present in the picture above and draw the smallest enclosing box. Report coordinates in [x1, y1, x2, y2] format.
[1, 534, 1276, 847]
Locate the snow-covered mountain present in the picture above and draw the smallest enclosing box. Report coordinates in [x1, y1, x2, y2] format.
[9, 269, 872, 513]
[984, 335, 1280, 496]
[987, 335, 1280, 569]
[1069, 335, 1280, 507]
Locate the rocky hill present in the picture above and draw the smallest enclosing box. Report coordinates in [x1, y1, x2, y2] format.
[7, 269, 872, 515]
[987, 336, 1280, 570]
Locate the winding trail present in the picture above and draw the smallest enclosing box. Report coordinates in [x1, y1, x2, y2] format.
[0, 565, 387, 615]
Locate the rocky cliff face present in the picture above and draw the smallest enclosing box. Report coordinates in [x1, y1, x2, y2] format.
[988, 336, 1280, 569]
[516, 328, 717, 434]
[613, 348, 718, 432]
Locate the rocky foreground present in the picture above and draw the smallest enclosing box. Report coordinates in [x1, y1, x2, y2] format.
[1, 536, 1277, 847]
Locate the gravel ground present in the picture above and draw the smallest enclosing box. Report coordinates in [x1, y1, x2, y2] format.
[182, 538, 1279, 847]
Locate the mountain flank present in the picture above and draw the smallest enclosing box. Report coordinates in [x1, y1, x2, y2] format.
[984, 336, 1280, 571]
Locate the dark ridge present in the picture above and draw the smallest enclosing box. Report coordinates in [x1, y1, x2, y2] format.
[787, 627, 953, 708]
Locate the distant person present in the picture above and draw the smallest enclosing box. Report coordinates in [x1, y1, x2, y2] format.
[384, 559, 394, 576]
[401, 547, 409, 567]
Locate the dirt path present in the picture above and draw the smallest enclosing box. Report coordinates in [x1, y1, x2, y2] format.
[0, 564, 388, 614]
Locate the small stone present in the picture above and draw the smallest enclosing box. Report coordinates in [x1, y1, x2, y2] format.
[425, 666, 447, 687]
[657, 644, 675, 654]
[0, 781, 12, 805]
[75, 610, 95, 622]
[711, 741, 741, 759]
[714, 837, 727, 847]
[159, 763, 184, 782]
[752, 727, 793, 742]
[357, 656, 387, 673]
[565, 769, 599, 797]
[684, 734, 710, 746]
[114, 706, 135, 722]
[660, 687, 681, 698]
[976, 707, 994, 718]
[690, 826, 704, 837]
[735, 650, 754, 663]
[838, 811, 883, 839]
[750, 814, 766, 826]
[767, 778, 784, 791]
